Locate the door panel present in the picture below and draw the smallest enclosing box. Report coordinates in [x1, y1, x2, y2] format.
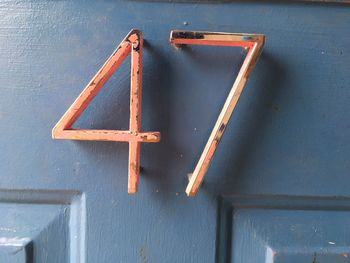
[0, 190, 84, 262]
[0, 1, 349, 262]
[217, 196, 350, 263]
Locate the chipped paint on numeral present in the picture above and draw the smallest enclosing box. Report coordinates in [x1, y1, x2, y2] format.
[52, 29, 161, 194]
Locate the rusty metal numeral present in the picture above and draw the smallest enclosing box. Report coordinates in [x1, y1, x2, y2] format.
[170, 30, 265, 197]
[52, 29, 161, 194]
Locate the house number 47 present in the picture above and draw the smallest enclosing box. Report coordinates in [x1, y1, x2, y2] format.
[52, 29, 265, 197]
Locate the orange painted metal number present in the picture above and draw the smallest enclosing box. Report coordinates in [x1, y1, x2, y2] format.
[170, 30, 265, 197]
[52, 29, 161, 194]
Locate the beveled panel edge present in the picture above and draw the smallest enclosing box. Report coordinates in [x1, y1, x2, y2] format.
[0, 189, 86, 263]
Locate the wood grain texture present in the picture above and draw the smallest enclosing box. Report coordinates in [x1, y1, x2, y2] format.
[1, 1, 349, 262]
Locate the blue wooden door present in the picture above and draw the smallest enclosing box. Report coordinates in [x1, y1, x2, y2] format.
[1, 1, 349, 262]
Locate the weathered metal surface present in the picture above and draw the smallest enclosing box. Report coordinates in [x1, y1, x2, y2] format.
[52, 29, 161, 194]
[170, 30, 265, 196]
[0, 1, 349, 262]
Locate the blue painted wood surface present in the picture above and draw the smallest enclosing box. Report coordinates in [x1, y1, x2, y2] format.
[0, 1, 349, 262]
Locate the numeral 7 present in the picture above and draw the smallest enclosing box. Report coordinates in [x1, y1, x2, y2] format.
[170, 30, 265, 197]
